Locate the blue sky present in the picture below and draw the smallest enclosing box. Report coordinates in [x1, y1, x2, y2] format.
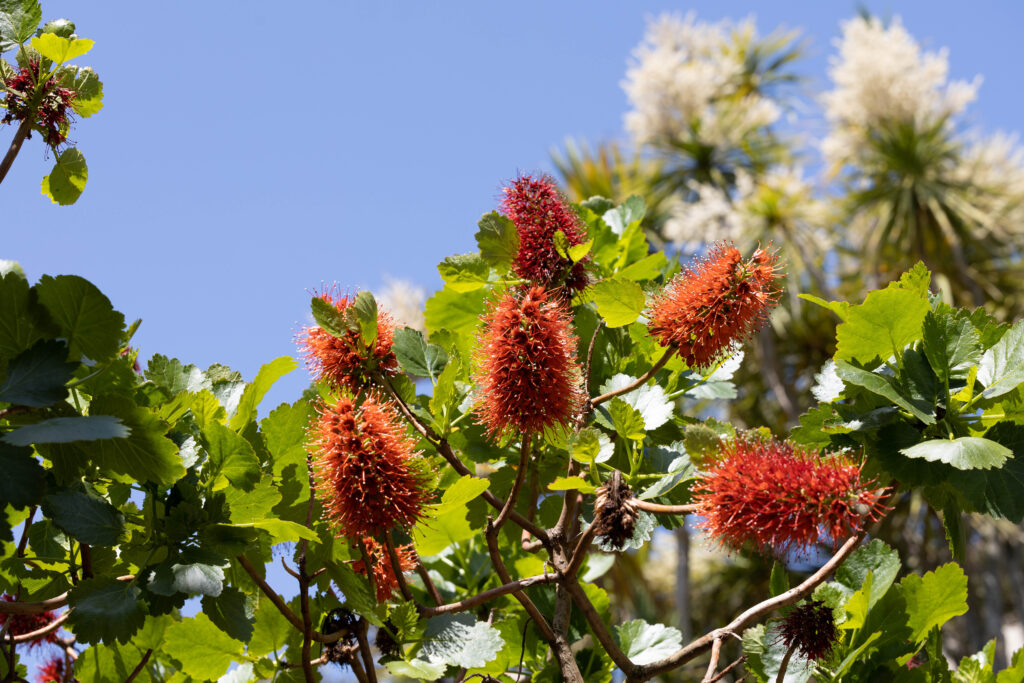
[5, 1, 1024, 409]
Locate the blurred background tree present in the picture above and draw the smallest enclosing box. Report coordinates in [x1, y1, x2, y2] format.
[552, 12, 1024, 677]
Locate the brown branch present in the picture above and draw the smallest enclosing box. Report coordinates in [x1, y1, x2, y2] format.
[237, 554, 305, 633]
[709, 655, 746, 683]
[420, 574, 558, 617]
[356, 617, 378, 683]
[299, 456, 316, 683]
[0, 593, 69, 615]
[565, 525, 596, 578]
[632, 500, 699, 515]
[412, 550, 445, 607]
[775, 643, 797, 683]
[702, 636, 724, 683]
[355, 537, 377, 604]
[628, 533, 866, 682]
[15, 508, 35, 558]
[124, 648, 153, 683]
[590, 347, 674, 407]
[375, 370, 550, 545]
[280, 557, 301, 580]
[521, 460, 540, 550]
[564, 579, 636, 676]
[79, 544, 93, 580]
[4, 612, 68, 643]
[583, 321, 603, 392]
[495, 438, 531, 530]
[484, 521, 556, 645]
[383, 534, 416, 604]
[0, 118, 33, 186]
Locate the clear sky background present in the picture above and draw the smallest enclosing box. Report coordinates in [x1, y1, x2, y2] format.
[5, 0, 1024, 411]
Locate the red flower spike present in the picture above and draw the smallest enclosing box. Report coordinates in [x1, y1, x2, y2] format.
[36, 657, 66, 683]
[311, 395, 431, 539]
[299, 288, 399, 392]
[2, 61, 76, 147]
[692, 437, 887, 555]
[502, 175, 591, 298]
[778, 600, 839, 662]
[647, 242, 783, 369]
[352, 537, 416, 602]
[0, 595, 60, 650]
[473, 286, 585, 440]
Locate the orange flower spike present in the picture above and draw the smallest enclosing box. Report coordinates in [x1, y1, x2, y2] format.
[692, 437, 888, 555]
[473, 286, 586, 440]
[352, 537, 416, 602]
[648, 242, 783, 369]
[299, 288, 399, 392]
[310, 395, 431, 539]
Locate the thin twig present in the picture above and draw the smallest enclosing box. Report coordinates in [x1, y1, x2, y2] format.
[702, 636, 724, 683]
[356, 618, 378, 683]
[564, 579, 636, 676]
[3, 612, 69, 644]
[709, 656, 746, 683]
[590, 347, 674, 407]
[383, 533, 416, 604]
[420, 574, 559, 617]
[776, 643, 797, 683]
[124, 648, 153, 683]
[632, 500, 700, 515]
[412, 550, 444, 607]
[280, 557, 301, 580]
[0, 118, 32, 186]
[484, 521, 556, 644]
[495, 438, 531, 530]
[565, 525, 596, 578]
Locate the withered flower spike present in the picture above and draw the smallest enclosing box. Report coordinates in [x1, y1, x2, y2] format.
[779, 600, 839, 662]
[592, 471, 638, 550]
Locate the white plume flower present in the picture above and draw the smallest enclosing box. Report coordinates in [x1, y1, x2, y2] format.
[377, 278, 426, 332]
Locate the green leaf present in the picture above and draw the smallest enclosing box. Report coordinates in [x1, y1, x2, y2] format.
[922, 310, 983, 385]
[434, 475, 489, 514]
[947, 422, 1024, 522]
[438, 253, 490, 293]
[602, 195, 646, 234]
[425, 287, 486, 335]
[616, 251, 668, 281]
[392, 327, 449, 379]
[163, 612, 245, 680]
[386, 660, 446, 680]
[798, 293, 850, 321]
[44, 484, 123, 546]
[475, 212, 520, 271]
[226, 479, 280, 524]
[591, 278, 645, 328]
[310, 295, 346, 337]
[569, 427, 613, 464]
[608, 398, 646, 441]
[229, 355, 297, 431]
[835, 287, 929, 365]
[0, 0, 40, 50]
[420, 613, 503, 669]
[239, 518, 318, 542]
[833, 360, 935, 424]
[568, 238, 593, 263]
[29, 33, 92, 63]
[0, 443, 44, 508]
[262, 399, 313, 482]
[901, 563, 968, 645]
[40, 18, 74, 37]
[79, 395, 184, 484]
[832, 539, 901, 609]
[978, 320, 1024, 400]
[171, 561, 224, 596]
[206, 420, 260, 491]
[57, 65, 103, 117]
[769, 562, 789, 598]
[599, 374, 672, 429]
[428, 355, 461, 431]
[67, 576, 146, 644]
[144, 354, 211, 394]
[1, 415, 129, 446]
[349, 290, 378, 347]
[0, 339, 74, 407]
[248, 596, 292, 657]
[616, 619, 683, 666]
[41, 148, 88, 205]
[900, 437, 1010, 471]
[35, 274, 123, 362]
[414, 504, 476, 557]
[998, 647, 1024, 683]
[0, 271, 48, 358]
[942, 501, 966, 561]
[548, 476, 596, 494]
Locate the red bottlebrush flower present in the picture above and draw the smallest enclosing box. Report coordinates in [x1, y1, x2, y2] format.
[352, 537, 416, 602]
[311, 394, 431, 539]
[3, 61, 76, 146]
[502, 175, 591, 298]
[692, 437, 887, 555]
[778, 600, 838, 662]
[0, 595, 60, 650]
[473, 286, 585, 439]
[299, 288, 399, 393]
[647, 242, 782, 369]
[36, 657, 68, 683]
